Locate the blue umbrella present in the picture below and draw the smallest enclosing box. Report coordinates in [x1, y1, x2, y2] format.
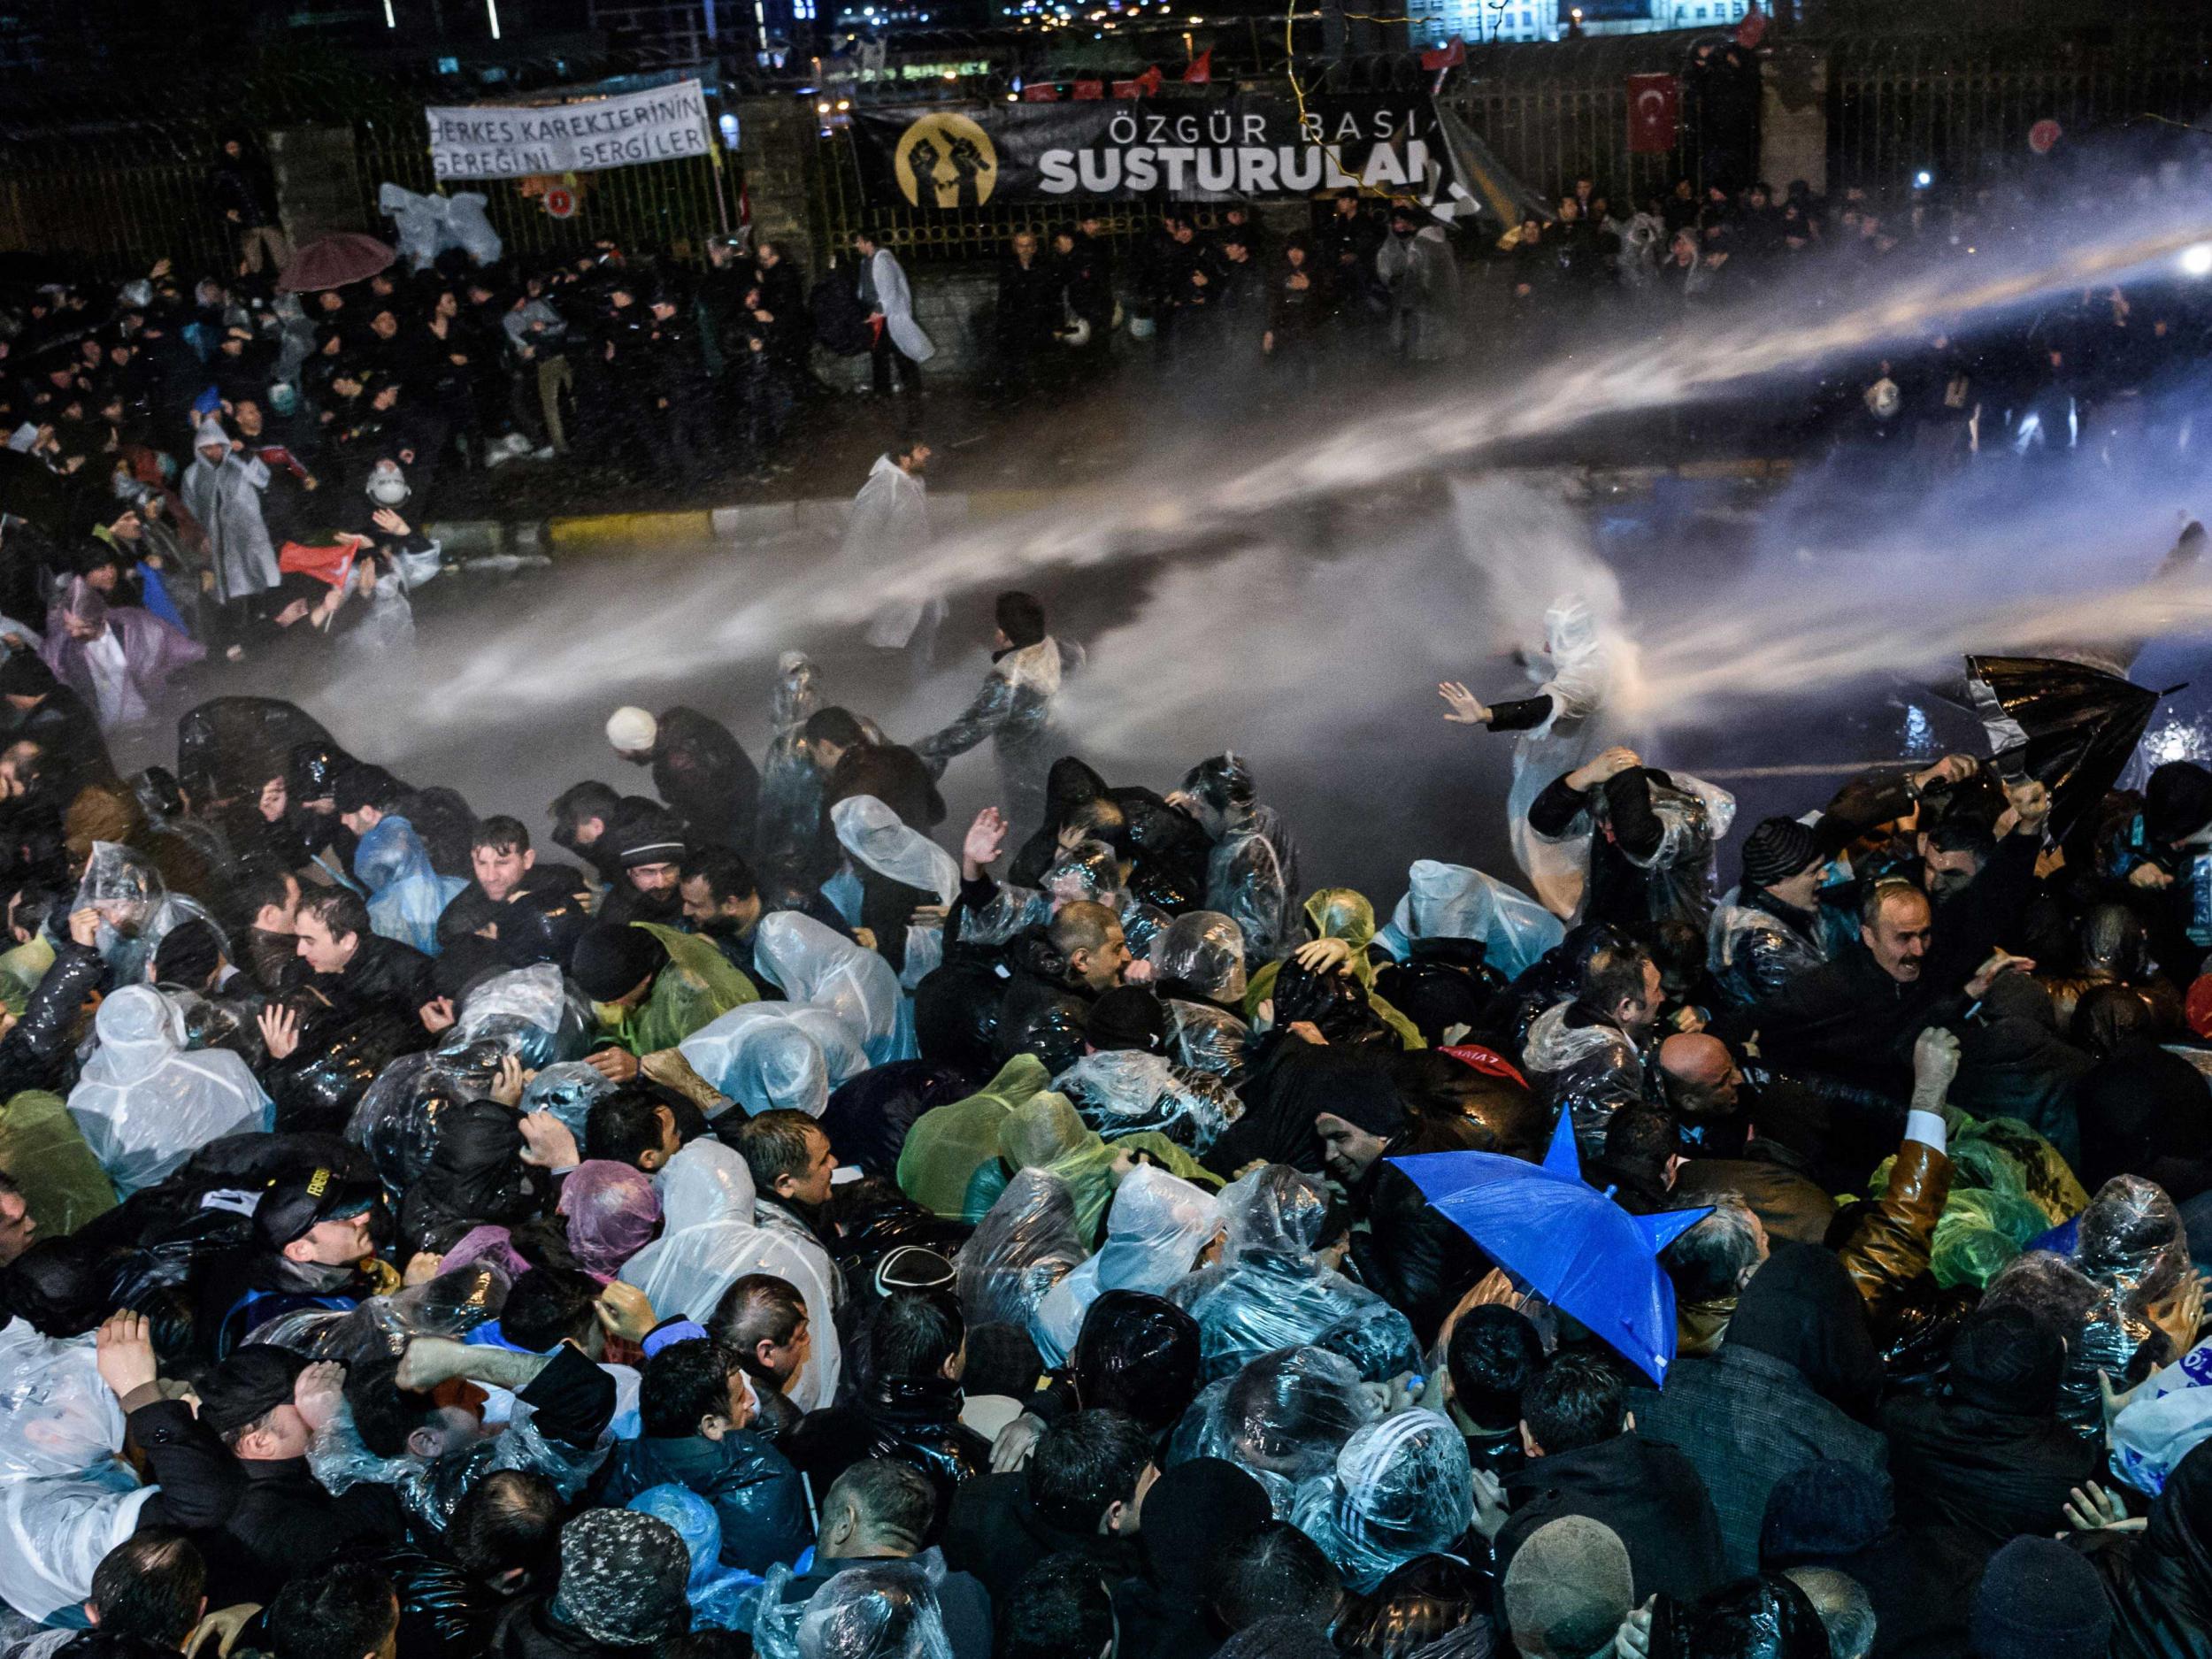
[1392, 1110, 1709, 1386]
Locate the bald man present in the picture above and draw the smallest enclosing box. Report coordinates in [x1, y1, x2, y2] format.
[1660, 1030, 1851, 1236]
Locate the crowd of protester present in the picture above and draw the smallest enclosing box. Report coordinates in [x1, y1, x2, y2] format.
[11, 131, 2212, 1659]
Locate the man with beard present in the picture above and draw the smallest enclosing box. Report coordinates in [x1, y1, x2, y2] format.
[679, 843, 770, 987]
[595, 811, 690, 929]
[604, 704, 761, 856]
[435, 816, 588, 956]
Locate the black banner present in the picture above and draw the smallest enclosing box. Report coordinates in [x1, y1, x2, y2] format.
[850, 96, 1442, 207]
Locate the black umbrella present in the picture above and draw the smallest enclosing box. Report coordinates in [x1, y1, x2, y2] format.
[1963, 654, 2162, 845]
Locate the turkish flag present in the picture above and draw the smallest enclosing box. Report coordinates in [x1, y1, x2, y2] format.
[1135, 65, 1164, 94]
[1626, 73, 1679, 153]
[1023, 83, 1061, 100]
[1072, 78, 1105, 99]
[1420, 35, 1464, 71]
[1182, 48, 1211, 84]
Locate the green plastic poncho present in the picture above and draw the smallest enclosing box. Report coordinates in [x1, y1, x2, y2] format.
[592, 923, 758, 1058]
[897, 1055, 1052, 1219]
[0, 1089, 117, 1236]
[1243, 889, 1422, 1050]
[0, 935, 53, 1018]
[1870, 1108, 2091, 1291]
[962, 1088, 1219, 1241]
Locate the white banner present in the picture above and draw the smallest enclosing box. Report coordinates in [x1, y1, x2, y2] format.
[426, 79, 711, 181]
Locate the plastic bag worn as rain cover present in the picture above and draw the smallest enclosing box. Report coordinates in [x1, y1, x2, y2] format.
[1289, 1409, 1475, 1594]
[679, 1000, 871, 1118]
[1193, 1345, 1379, 1515]
[956, 1167, 1087, 1330]
[245, 1259, 508, 1364]
[175, 695, 336, 805]
[521, 1062, 618, 1139]
[456, 963, 593, 1070]
[1379, 859, 1564, 982]
[1153, 910, 1248, 1004]
[65, 986, 271, 1197]
[346, 1043, 512, 1197]
[73, 841, 227, 987]
[792, 1559, 956, 1659]
[754, 911, 904, 1061]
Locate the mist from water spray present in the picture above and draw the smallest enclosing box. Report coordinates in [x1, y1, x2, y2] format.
[349, 204, 2212, 767]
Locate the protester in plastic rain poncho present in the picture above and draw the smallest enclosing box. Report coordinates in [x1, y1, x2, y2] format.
[914, 598, 1072, 838]
[562, 1160, 663, 1281]
[71, 840, 225, 987]
[39, 577, 204, 738]
[955, 837, 1147, 954]
[1172, 1164, 1419, 1384]
[1151, 910, 1252, 1079]
[754, 910, 909, 1064]
[179, 416, 282, 607]
[65, 984, 271, 1197]
[1031, 1167, 1219, 1366]
[832, 794, 960, 989]
[895, 1054, 1054, 1220]
[619, 1131, 842, 1410]
[334, 464, 441, 664]
[1189, 1346, 1380, 1517]
[1520, 991, 1649, 1163]
[1376, 860, 1566, 984]
[521, 1062, 618, 1140]
[1985, 1174, 2197, 1435]
[1175, 755, 1296, 965]
[679, 1000, 870, 1119]
[1290, 1409, 1475, 1594]
[625, 1483, 758, 1632]
[967, 1087, 1213, 1238]
[1496, 596, 1623, 920]
[452, 963, 595, 1072]
[956, 1166, 1088, 1331]
[852, 447, 941, 656]
[0, 1315, 157, 1624]
[1049, 1039, 1239, 1156]
[354, 811, 468, 956]
[1245, 889, 1423, 1050]
[586, 922, 760, 1060]
[752, 1557, 955, 1659]
[758, 651, 826, 863]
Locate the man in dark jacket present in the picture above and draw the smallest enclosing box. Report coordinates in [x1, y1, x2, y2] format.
[1492, 1352, 1728, 1609]
[771, 1458, 995, 1659]
[434, 816, 589, 959]
[606, 703, 761, 856]
[488, 1506, 693, 1659]
[787, 1291, 989, 1505]
[294, 887, 447, 1035]
[1111, 1456, 1273, 1659]
[209, 134, 288, 275]
[590, 1337, 813, 1573]
[1526, 747, 1723, 932]
[941, 1408, 1148, 1608]
[1879, 1305, 2099, 1558]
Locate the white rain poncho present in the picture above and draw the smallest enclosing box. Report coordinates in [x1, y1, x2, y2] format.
[1030, 1167, 1219, 1366]
[1172, 1165, 1418, 1384]
[1376, 860, 1564, 982]
[66, 985, 271, 1196]
[851, 455, 941, 651]
[679, 1000, 871, 1119]
[1051, 1048, 1239, 1154]
[620, 1138, 842, 1411]
[355, 815, 468, 956]
[957, 1167, 1087, 1331]
[73, 841, 225, 987]
[1507, 595, 1622, 919]
[454, 963, 595, 1071]
[832, 794, 960, 988]
[1192, 1345, 1380, 1516]
[754, 911, 909, 1064]
[0, 1318, 151, 1624]
[1290, 1408, 1475, 1592]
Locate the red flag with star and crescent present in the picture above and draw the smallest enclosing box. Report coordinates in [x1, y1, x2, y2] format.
[1626, 73, 1679, 154]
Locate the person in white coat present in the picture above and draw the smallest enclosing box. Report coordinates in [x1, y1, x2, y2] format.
[849, 438, 945, 662]
[854, 228, 933, 403]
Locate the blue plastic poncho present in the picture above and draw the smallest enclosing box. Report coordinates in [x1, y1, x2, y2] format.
[626, 1483, 762, 1631]
[355, 815, 466, 956]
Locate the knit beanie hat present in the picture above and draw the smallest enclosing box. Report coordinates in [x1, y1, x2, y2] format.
[1503, 1516, 1634, 1658]
[605, 706, 657, 755]
[550, 1509, 689, 1647]
[1971, 1537, 2111, 1659]
[569, 923, 668, 1002]
[1085, 985, 1168, 1054]
[1741, 816, 1821, 889]
[1759, 1459, 1893, 1563]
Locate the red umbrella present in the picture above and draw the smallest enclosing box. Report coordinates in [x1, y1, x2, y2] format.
[276, 233, 397, 294]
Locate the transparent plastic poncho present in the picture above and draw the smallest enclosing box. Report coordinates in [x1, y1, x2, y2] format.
[626, 1482, 760, 1631]
[833, 795, 960, 989]
[1522, 1000, 1645, 1157]
[956, 882, 1052, 949]
[751, 1555, 957, 1659]
[1378, 860, 1565, 982]
[1289, 1409, 1474, 1593]
[1032, 1167, 1220, 1366]
[72, 841, 226, 987]
[1206, 829, 1291, 968]
[455, 964, 595, 1071]
[957, 1167, 1087, 1330]
[758, 651, 826, 864]
[1166, 999, 1249, 1079]
[1192, 1345, 1380, 1516]
[1153, 910, 1248, 1004]
[0, 1463, 155, 1624]
[1051, 1048, 1239, 1155]
[355, 815, 467, 956]
[755, 911, 908, 1063]
[521, 1062, 618, 1139]
[620, 1143, 842, 1411]
[1174, 1166, 1419, 1384]
[65, 985, 272, 1197]
[245, 1260, 508, 1365]
[0, 1319, 125, 1481]
[680, 1001, 871, 1119]
[346, 1042, 511, 1198]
